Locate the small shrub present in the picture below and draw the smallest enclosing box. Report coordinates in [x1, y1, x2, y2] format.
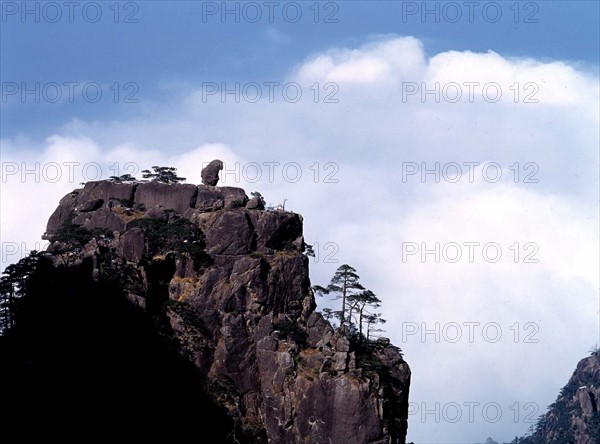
[251, 191, 266, 207]
[273, 319, 307, 345]
[53, 220, 112, 246]
[127, 217, 210, 268]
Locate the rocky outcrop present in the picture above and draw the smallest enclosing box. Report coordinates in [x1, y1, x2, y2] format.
[44, 181, 253, 239]
[513, 352, 600, 444]
[246, 196, 265, 210]
[40, 178, 411, 443]
[134, 182, 198, 214]
[201, 159, 224, 186]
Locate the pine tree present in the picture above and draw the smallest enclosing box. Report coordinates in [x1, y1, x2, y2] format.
[364, 313, 386, 341]
[0, 251, 43, 333]
[314, 264, 364, 330]
[0, 274, 15, 332]
[108, 173, 137, 183]
[141, 166, 185, 184]
[348, 289, 383, 339]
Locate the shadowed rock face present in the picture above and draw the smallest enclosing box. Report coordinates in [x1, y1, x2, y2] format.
[40, 179, 411, 443]
[1, 257, 236, 442]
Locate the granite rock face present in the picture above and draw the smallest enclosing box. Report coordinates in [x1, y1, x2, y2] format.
[43, 179, 411, 443]
[134, 182, 198, 214]
[514, 351, 600, 444]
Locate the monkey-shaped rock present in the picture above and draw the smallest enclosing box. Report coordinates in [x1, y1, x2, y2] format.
[201, 159, 224, 186]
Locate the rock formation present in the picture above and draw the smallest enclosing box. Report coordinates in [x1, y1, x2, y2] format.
[10, 178, 410, 443]
[512, 351, 600, 443]
[201, 159, 224, 186]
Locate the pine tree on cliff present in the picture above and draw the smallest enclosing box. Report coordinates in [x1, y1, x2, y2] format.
[0, 273, 15, 331]
[364, 313, 386, 341]
[108, 173, 137, 183]
[314, 264, 364, 331]
[348, 289, 383, 340]
[0, 251, 42, 333]
[141, 166, 186, 184]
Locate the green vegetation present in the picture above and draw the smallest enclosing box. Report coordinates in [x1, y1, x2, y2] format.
[108, 174, 137, 183]
[250, 191, 266, 207]
[509, 369, 600, 444]
[351, 336, 403, 372]
[348, 289, 384, 340]
[141, 166, 186, 183]
[312, 262, 400, 408]
[313, 264, 386, 340]
[0, 251, 46, 333]
[313, 264, 363, 330]
[273, 318, 307, 346]
[589, 411, 600, 442]
[78, 165, 185, 185]
[128, 217, 211, 269]
[352, 340, 387, 372]
[53, 220, 113, 246]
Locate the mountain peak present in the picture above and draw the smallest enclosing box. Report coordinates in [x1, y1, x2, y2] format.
[5, 175, 411, 443]
[513, 351, 600, 444]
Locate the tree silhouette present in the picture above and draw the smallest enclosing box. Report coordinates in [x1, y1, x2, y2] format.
[321, 307, 335, 322]
[315, 264, 387, 340]
[364, 313, 386, 341]
[141, 166, 185, 184]
[0, 274, 15, 332]
[108, 174, 137, 183]
[0, 251, 43, 334]
[348, 289, 383, 339]
[314, 264, 364, 331]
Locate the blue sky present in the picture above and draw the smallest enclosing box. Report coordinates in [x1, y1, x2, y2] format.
[1, 2, 599, 443]
[2, 1, 598, 138]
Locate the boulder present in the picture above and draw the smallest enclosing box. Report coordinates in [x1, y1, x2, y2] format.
[143, 205, 168, 220]
[134, 182, 198, 214]
[79, 181, 136, 207]
[246, 197, 265, 210]
[195, 185, 224, 212]
[76, 198, 104, 212]
[201, 159, 224, 186]
[256, 211, 303, 252]
[120, 228, 145, 262]
[198, 211, 255, 255]
[221, 187, 248, 209]
[83, 208, 127, 233]
[72, 213, 91, 226]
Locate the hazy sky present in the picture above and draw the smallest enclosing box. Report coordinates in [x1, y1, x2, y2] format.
[1, 1, 599, 442]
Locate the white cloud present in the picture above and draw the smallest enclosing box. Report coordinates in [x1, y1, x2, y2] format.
[295, 36, 426, 84]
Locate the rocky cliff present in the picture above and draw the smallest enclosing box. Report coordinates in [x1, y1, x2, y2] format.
[4, 176, 411, 443]
[512, 351, 600, 444]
